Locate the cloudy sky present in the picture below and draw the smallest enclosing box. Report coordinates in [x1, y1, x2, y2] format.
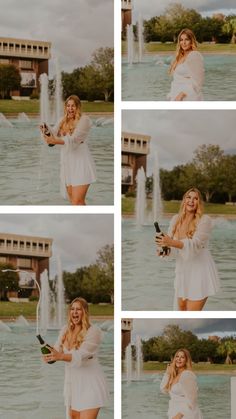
[0, 0, 113, 75]
[129, 318, 236, 342]
[132, 0, 236, 21]
[0, 214, 113, 276]
[122, 110, 236, 175]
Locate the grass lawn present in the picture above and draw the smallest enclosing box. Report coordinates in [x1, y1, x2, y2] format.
[122, 197, 236, 216]
[142, 361, 236, 373]
[122, 41, 236, 54]
[0, 301, 113, 318]
[0, 100, 113, 114]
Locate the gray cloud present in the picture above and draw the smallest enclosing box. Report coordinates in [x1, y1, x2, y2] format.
[0, 0, 113, 74]
[122, 110, 236, 174]
[0, 214, 113, 276]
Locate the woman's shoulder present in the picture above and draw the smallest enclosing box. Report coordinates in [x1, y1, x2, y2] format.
[199, 214, 212, 225]
[170, 214, 179, 224]
[87, 324, 102, 336]
[180, 369, 196, 380]
[188, 50, 203, 60]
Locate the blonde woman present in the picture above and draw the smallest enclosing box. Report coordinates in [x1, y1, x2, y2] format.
[41, 95, 96, 205]
[168, 29, 204, 101]
[156, 188, 220, 311]
[43, 297, 110, 419]
[160, 349, 203, 419]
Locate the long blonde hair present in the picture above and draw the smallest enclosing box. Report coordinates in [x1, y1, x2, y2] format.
[58, 95, 82, 136]
[170, 28, 198, 74]
[165, 348, 193, 391]
[171, 188, 204, 239]
[61, 297, 91, 349]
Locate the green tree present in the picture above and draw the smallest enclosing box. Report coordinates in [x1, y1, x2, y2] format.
[0, 263, 19, 301]
[0, 64, 21, 99]
[223, 17, 236, 43]
[90, 47, 114, 102]
[217, 339, 236, 364]
[96, 244, 114, 304]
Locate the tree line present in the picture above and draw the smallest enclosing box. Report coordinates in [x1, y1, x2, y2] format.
[141, 325, 236, 364]
[141, 3, 236, 44]
[0, 244, 114, 304]
[146, 144, 236, 204]
[0, 47, 114, 101]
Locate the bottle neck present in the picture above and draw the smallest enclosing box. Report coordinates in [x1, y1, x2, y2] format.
[36, 334, 45, 345]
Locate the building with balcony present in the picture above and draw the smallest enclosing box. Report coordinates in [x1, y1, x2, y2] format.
[122, 131, 151, 194]
[0, 36, 51, 98]
[121, 0, 132, 31]
[0, 232, 53, 299]
[122, 318, 133, 355]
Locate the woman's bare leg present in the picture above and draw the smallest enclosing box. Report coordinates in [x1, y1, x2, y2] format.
[80, 408, 100, 419]
[66, 185, 73, 203]
[178, 298, 187, 311]
[186, 298, 208, 311]
[71, 185, 90, 205]
[70, 408, 80, 419]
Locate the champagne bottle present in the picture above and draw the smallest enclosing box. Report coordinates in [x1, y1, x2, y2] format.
[43, 123, 55, 147]
[36, 334, 56, 364]
[154, 221, 169, 256]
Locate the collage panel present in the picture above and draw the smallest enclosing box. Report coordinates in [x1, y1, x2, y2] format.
[122, 0, 236, 101]
[122, 318, 236, 418]
[122, 109, 236, 311]
[0, 214, 114, 418]
[0, 0, 114, 206]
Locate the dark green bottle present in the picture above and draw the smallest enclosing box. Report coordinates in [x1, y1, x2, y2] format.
[154, 221, 169, 256]
[36, 334, 56, 364]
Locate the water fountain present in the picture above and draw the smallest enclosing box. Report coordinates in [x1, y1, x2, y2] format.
[125, 343, 132, 384]
[124, 337, 143, 383]
[15, 315, 30, 327]
[0, 320, 11, 332]
[55, 254, 66, 330]
[138, 14, 144, 63]
[39, 73, 50, 124]
[0, 113, 13, 127]
[39, 269, 51, 335]
[54, 57, 63, 123]
[17, 112, 30, 122]
[127, 24, 134, 65]
[135, 167, 146, 226]
[135, 335, 143, 381]
[152, 151, 163, 223]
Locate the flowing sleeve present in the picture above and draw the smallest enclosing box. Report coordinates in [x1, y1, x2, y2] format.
[186, 51, 204, 95]
[179, 371, 198, 415]
[61, 115, 92, 149]
[179, 215, 212, 260]
[160, 372, 169, 394]
[70, 325, 102, 367]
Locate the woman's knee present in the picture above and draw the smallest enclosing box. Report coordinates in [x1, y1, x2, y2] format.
[71, 198, 85, 205]
[178, 299, 187, 311]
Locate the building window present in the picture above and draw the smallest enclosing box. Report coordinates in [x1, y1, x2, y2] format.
[26, 241, 31, 249]
[13, 240, 18, 249]
[19, 60, 32, 69]
[137, 140, 141, 147]
[122, 154, 129, 164]
[0, 256, 7, 263]
[20, 241, 24, 249]
[45, 244, 49, 251]
[32, 242, 37, 250]
[17, 258, 31, 268]
[38, 243, 43, 251]
[0, 239, 4, 247]
[7, 240, 12, 247]
[0, 58, 9, 64]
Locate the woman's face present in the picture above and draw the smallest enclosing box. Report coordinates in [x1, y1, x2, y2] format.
[175, 351, 187, 369]
[179, 33, 192, 52]
[185, 191, 199, 213]
[70, 301, 83, 325]
[66, 99, 77, 119]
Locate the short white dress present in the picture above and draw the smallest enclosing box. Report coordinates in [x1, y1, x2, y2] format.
[160, 370, 203, 419]
[54, 324, 110, 418]
[168, 51, 204, 101]
[53, 114, 97, 199]
[168, 214, 220, 308]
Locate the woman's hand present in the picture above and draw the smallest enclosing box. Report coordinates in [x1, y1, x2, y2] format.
[174, 92, 186, 101]
[39, 125, 64, 145]
[43, 346, 63, 363]
[172, 414, 183, 419]
[156, 234, 173, 248]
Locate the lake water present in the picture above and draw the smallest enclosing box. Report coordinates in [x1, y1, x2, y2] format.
[0, 117, 113, 205]
[122, 54, 236, 101]
[0, 320, 113, 419]
[122, 373, 231, 419]
[122, 217, 236, 311]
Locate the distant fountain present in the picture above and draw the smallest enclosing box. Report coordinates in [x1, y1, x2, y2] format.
[39, 269, 51, 335]
[15, 315, 30, 327]
[135, 335, 143, 380]
[136, 167, 146, 226]
[138, 14, 144, 63]
[39, 73, 50, 124]
[0, 113, 13, 127]
[127, 24, 134, 65]
[54, 58, 63, 123]
[55, 255, 66, 330]
[152, 151, 163, 223]
[0, 320, 11, 332]
[125, 343, 132, 384]
[17, 112, 30, 122]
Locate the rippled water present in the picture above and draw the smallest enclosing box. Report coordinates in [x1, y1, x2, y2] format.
[122, 217, 236, 310]
[122, 373, 231, 419]
[122, 54, 236, 101]
[0, 320, 113, 419]
[0, 118, 113, 205]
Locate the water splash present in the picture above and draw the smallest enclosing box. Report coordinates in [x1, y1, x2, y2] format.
[135, 167, 146, 226]
[138, 14, 144, 63]
[17, 112, 30, 122]
[152, 151, 163, 223]
[127, 24, 134, 65]
[0, 113, 13, 127]
[39, 73, 50, 124]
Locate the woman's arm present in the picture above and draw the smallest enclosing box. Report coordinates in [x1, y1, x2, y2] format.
[60, 115, 92, 148]
[186, 51, 204, 93]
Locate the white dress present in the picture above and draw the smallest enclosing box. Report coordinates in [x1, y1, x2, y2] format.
[168, 214, 220, 307]
[168, 51, 204, 101]
[53, 114, 97, 199]
[160, 370, 203, 419]
[54, 324, 110, 417]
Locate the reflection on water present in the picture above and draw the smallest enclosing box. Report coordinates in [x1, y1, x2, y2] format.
[122, 373, 230, 419]
[0, 320, 113, 419]
[122, 218, 236, 310]
[0, 118, 113, 205]
[122, 54, 236, 101]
